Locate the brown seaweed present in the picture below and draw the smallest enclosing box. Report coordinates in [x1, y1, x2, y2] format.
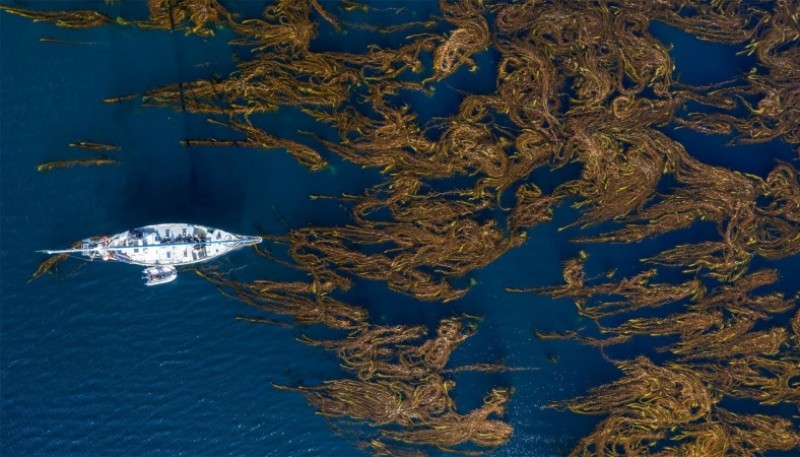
[29, 241, 83, 283]
[9, 0, 800, 455]
[36, 157, 118, 172]
[68, 141, 121, 152]
[0, 5, 113, 28]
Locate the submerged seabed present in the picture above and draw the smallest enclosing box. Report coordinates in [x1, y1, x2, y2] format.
[1, 1, 798, 456]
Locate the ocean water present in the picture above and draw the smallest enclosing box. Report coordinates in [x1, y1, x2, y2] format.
[1, 2, 797, 457]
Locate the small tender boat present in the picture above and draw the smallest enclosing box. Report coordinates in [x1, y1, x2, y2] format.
[142, 265, 177, 286]
[38, 223, 261, 285]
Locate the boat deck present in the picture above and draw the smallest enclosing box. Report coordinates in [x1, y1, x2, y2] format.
[96, 223, 259, 266]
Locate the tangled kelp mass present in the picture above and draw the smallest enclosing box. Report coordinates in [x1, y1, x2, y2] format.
[11, 0, 800, 455]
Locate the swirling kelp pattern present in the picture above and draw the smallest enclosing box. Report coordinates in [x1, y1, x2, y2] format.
[12, 0, 799, 455]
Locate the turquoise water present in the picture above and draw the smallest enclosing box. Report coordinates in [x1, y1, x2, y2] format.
[1, 2, 797, 456]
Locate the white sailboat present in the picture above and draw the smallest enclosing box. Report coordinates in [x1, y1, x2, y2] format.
[38, 223, 262, 285]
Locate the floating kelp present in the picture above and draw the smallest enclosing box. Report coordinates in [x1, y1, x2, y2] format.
[554, 357, 800, 456]
[39, 37, 97, 45]
[235, 282, 514, 452]
[182, 118, 328, 171]
[201, 251, 515, 452]
[276, 378, 453, 427]
[10, 0, 800, 455]
[300, 324, 430, 381]
[282, 214, 524, 302]
[576, 156, 800, 281]
[29, 241, 83, 283]
[378, 387, 513, 451]
[658, 408, 800, 456]
[426, 0, 490, 83]
[136, 0, 232, 36]
[278, 380, 513, 452]
[527, 253, 798, 455]
[552, 357, 714, 456]
[279, 374, 513, 452]
[197, 269, 365, 329]
[513, 259, 705, 321]
[0, 5, 113, 28]
[36, 157, 118, 172]
[68, 141, 120, 152]
[690, 356, 800, 406]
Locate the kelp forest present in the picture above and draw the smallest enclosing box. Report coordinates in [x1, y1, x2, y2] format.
[11, 0, 800, 455]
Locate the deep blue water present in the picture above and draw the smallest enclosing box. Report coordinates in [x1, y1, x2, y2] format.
[1, 3, 797, 456]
